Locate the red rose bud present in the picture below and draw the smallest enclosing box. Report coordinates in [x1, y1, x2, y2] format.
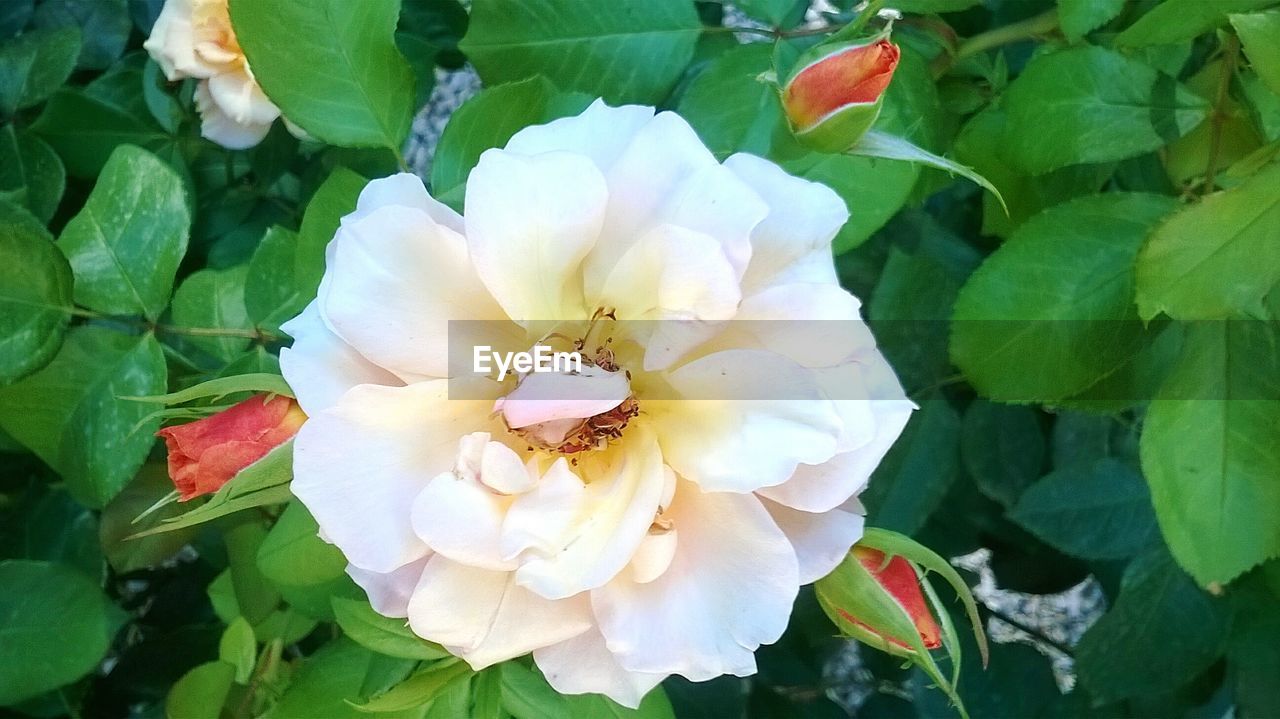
[815, 542, 948, 661]
[782, 39, 901, 152]
[157, 394, 305, 500]
[851, 546, 943, 649]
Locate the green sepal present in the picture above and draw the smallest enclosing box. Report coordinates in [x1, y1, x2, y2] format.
[793, 96, 885, 153]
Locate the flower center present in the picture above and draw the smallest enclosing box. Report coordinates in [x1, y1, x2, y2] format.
[496, 310, 640, 455]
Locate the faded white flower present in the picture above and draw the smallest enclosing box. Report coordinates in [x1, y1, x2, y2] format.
[144, 0, 285, 149]
[281, 101, 913, 707]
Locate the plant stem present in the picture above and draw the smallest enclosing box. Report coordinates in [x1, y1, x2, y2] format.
[153, 323, 279, 342]
[1202, 34, 1241, 196]
[952, 9, 1059, 63]
[66, 305, 281, 343]
[840, 0, 888, 39]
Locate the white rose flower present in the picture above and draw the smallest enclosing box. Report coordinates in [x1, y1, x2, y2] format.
[281, 100, 914, 707]
[143, 0, 285, 149]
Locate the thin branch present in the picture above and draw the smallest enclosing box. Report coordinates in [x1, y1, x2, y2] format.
[67, 305, 282, 343]
[939, 9, 1059, 73]
[153, 323, 280, 342]
[1202, 34, 1241, 196]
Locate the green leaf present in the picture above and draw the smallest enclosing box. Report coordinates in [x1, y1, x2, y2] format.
[400, 0, 468, 63]
[1058, 0, 1126, 41]
[849, 130, 1007, 211]
[471, 667, 503, 719]
[245, 226, 305, 332]
[218, 617, 257, 684]
[332, 597, 450, 661]
[868, 238, 974, 394]
[1136, 163, 1280, 320]
[1001, 46, 1209, 174]
[0, 326, 166, 508]
[677, 43, 778, 160]
[1010, 457, 1158, 560]
[229, 0, 415, 151]
[0, 200, 72, 385]
[57, 144, 190, 319]
[142, 58, 184, 134]
[498, 662, 568, 719]
[563, 689, 677, 719]
[1, 486, 102, 578]
[355, 659, 473, 713]
[1076, 547, 1229, 702]
[953, 106, 1113, 238]
[171, 265, 252, 362]
[959, 401, 1045, 509]
[125, 372, 292, 405]
[31, 87, 174, 178]
[735, 0, 807, 26]
[98, 463, 197, 572]
[1140, 320, 1280, 586]
[0, 26, 79, 115]
[860, 400, 960, 535]
[166, 661, 236, 719]
[295, 167, 367, 308]
[1116, 0, 1277, 47]
[31, 0, 128, 70]
[1234, 11, 1280, 97]
[270, 638, 419, 719]
[0, 125, 65, 223]
[459, 0, 702, 105]
[0, 1, 32, 37]
[951, 193, 1177, 402]
[0, 559, 122, 705]
[257, 500, 354, 620]
[430, 77, 593, 206]
[207, 569, 318, 646]
[1229, 580, 1280, 718]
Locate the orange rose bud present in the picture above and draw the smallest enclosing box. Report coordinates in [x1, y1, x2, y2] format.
[782, 39, 901, 152]
[157, 394, 305, 500]
[849, 546, 943, 649]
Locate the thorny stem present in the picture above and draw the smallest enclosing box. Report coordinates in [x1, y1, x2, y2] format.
[1202, 34, 1241, 197]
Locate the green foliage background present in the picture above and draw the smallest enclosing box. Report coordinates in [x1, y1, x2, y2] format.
[1, 0, 1278, 716]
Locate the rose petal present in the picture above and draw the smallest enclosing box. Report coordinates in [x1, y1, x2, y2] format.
[510, 424, 668, 599]
[723, 153, 849, 295]
[347, 556, 431, 619]
[279, 300, 402, 416]
[594, 481, 799, 680]
[291, 380, 500, 573]
[406, 556, 592, 669]
[649, 349, 842, 493]
[762, 497, 866, 584]
[533, 627, 667, 709]
[322, 205, 513, 380]
[465, 150, 607, 323]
